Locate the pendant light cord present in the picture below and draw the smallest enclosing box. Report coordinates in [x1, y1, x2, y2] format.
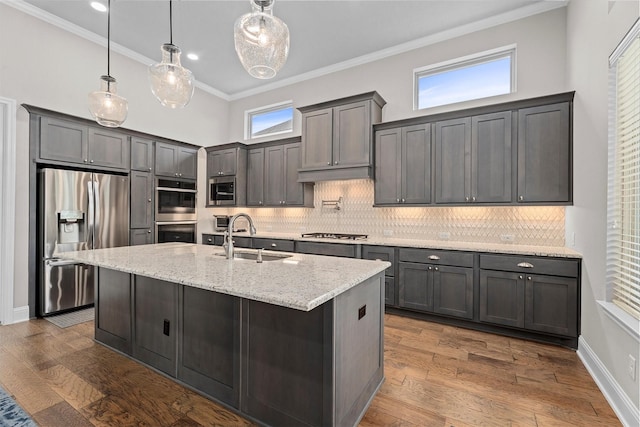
[107, 0, 111, 85]
[169, 0, 173, 45]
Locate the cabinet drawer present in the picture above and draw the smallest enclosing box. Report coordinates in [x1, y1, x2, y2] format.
[252, 238, 295, 252]
[202, 234, 223, 246]
[362, 245, 395, 277]
[399, 248, 474, 268]
[480, 254, 579, 277]
[231, 236, 253, 248]
[296, 241, 358, 258]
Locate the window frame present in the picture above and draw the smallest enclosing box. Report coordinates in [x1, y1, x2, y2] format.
[413, 45, 516, 111]
[244, 100, 294, 140]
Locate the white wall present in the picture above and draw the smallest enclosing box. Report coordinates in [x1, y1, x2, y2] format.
[0, 3, 229, 312]
[226, 7, 567, 144]
[565, 0, 640, 422]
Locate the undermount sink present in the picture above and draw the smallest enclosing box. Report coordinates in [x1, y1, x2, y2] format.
[216, 250, 292, 262]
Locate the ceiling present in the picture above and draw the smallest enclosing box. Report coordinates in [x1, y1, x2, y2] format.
[14, 0, 564, 100]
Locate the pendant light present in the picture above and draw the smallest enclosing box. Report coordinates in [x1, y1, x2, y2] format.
[234, 0, 290, 79]
[148, 0, 194, 109]
[88, 0, 128, 128]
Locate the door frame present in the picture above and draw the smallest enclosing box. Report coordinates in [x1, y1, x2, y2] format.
[0, 97, 17, 325]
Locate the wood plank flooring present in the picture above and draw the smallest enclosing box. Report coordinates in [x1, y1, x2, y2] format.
[0, 314, 620, 426]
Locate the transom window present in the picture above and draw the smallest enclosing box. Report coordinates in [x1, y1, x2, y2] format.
[245, 101, 293, 140]
[414, 46, 516, 110]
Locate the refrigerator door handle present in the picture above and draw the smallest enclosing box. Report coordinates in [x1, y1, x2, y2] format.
[45, 259, 84, 268]
[87, 179, 95, 249]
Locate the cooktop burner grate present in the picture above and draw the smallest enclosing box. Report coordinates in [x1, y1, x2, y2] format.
[301, 232, 368, 240]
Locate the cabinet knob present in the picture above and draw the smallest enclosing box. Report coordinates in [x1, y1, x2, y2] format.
[434, 267, 439, 271]
[147, 229, 151, 233]
[465, 196, 470, 202]
[259, 201, 263, 205]
[519, 196, 524, 201]
[148, 167, 152, 171]
[178, 173, 182, 177]
[519, 275, 523, 279]
[527, 276, 532, 281]
[401, 198, 405, 203]
[175, 173, 179, 177]
[335, 161, 339, 165]
[83, 159, 88, 163]
[208, 238, 212, 242]
[472, 197, 476, 202]
[327, 161, 331, 165]
[90, 159, 94, 163]
[148, 198, 152, 202]
[428, 266, 433, 270]
[396, 198, 400, 203]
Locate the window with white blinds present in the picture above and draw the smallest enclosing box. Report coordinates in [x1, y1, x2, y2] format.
[607, 19, 640, 320]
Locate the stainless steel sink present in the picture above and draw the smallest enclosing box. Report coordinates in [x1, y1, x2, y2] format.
[215, 250, 292, 262]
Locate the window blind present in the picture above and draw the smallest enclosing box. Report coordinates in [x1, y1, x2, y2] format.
[607, 19, 640, 320]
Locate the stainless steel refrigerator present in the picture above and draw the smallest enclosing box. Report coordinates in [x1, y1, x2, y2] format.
[39, 168, 129, 316]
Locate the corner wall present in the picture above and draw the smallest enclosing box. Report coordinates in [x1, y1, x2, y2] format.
[565, 0, 640, 424]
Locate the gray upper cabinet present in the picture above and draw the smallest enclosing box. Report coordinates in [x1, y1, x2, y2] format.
[39, 116, 129, 170]
[130, 171, 153, 229]
[374, 124, 431, 205]
[250, 141, 312, 207]
[246, 147, 265, 206]
[130, 137, 154, 172]
[298, 92, 386, 182]
[517, 102, 571, 203]
[156, 141, 198, 179]
[208, 148, 239, 177]
[435, 117, 471, 204]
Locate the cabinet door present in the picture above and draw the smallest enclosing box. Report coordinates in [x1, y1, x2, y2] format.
[95, 268, 131, 354]
[155, 142, 178, 177]
[88, 127, 129, 170]
[130, 228, 153, 245]
[283, 143, 304, 205]
[39, 116, 88, 164]
[301, 107, 333, 169]
[246, 148, 265, 206]
[130, 171, 153, 228]
[374, 128, 401, 205]
[179, 286, 240, 407]
[398, 262, 433, 312]
[295, 241, 358, 258]
[209, 148, 237, 176]
[130, 137, 154, 172]
[479, 270, 524, 328]
[433, 265, 473, 319]
[362, 245, 395, 277]
[402, 124, 431, 204]
[264, 145, 284, 206]
[133, 276, 177, 376]
[435, 118, 471, 204]
[472, 112, 512, 203]
[385, 277, 396, 306]
[333, 101, 371, 167]
[525, 275, 577, 337]
[517, 102, 571, 203]
[178, 147, 198, 179]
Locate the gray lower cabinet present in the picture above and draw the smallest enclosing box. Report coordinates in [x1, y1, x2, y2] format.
[178, 286, 240, 407]
[374, 124, 431, 205]
[39, 116, 130, 170]
[479, 254, 579, 337]
[362, 245, 396, 305]
[133, 276, 178, 376]
[517, 102, 571, 203]
[130, 136, 154, 172]
[398, 248, 474, 319]
[95, 268, 132, 355]
[130, 228, 153, 245]
[296, 241, 359, 258]
[252, 237, 295, 252]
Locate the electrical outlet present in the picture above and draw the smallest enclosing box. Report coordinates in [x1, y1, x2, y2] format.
[383, 229, 393, 237]
[500, 234, 515, 243]
[438, 232, 450, 240]
[628, 354, 636, 380]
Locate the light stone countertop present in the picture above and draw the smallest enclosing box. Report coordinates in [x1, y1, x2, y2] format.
[59, 243, 390, 312]
[204, 231, 583, 259]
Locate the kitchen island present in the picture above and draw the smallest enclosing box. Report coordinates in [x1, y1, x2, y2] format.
[61, 243, 390, 427]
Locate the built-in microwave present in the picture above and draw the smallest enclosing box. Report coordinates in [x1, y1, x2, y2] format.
[156, 178, 197, 222]
[208, 176, 236, 206]
[214, 215, 231, 231]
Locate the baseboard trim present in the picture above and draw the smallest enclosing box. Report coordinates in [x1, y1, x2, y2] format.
[577, 336, 639, 427]
[11, 306, 30, 324]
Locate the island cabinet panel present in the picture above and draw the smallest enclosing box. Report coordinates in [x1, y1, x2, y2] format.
[178, 287, 240, 407]
[517, 102, 571, 203]
[133, 276, 178, 376]
[95, 268, 132, 355]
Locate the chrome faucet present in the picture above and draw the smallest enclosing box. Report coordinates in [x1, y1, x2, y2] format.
[223, 213, 257, 259]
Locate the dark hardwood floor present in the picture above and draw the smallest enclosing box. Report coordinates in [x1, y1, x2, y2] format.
[0, 314, 620, 426]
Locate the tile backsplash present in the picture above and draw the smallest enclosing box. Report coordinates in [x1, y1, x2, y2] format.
[206, 179, 565, 247]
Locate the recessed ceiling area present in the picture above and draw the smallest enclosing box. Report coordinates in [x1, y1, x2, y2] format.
[15, 0, 564, 100]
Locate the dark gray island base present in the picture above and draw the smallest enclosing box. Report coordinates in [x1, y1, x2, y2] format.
[94, 266, 385, 427]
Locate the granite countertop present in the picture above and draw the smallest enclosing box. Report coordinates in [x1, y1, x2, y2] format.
[59, 243, 390, 312]
[203, 231, 583, 259]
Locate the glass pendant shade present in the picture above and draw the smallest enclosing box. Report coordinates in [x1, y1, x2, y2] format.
[88, 75, 128, 128]
[234, 0, 290, 79]
[149, 43, 195, 108]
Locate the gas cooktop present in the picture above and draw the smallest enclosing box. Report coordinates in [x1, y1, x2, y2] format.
[301, 232, 368, 240]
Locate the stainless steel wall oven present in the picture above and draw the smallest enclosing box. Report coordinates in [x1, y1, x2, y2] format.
[156, 178, 197, 222]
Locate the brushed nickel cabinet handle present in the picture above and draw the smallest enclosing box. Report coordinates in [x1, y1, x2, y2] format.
[428, 255, 440, 260]
[271, 243, 277, 247]
[517, 262, 534, 268]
